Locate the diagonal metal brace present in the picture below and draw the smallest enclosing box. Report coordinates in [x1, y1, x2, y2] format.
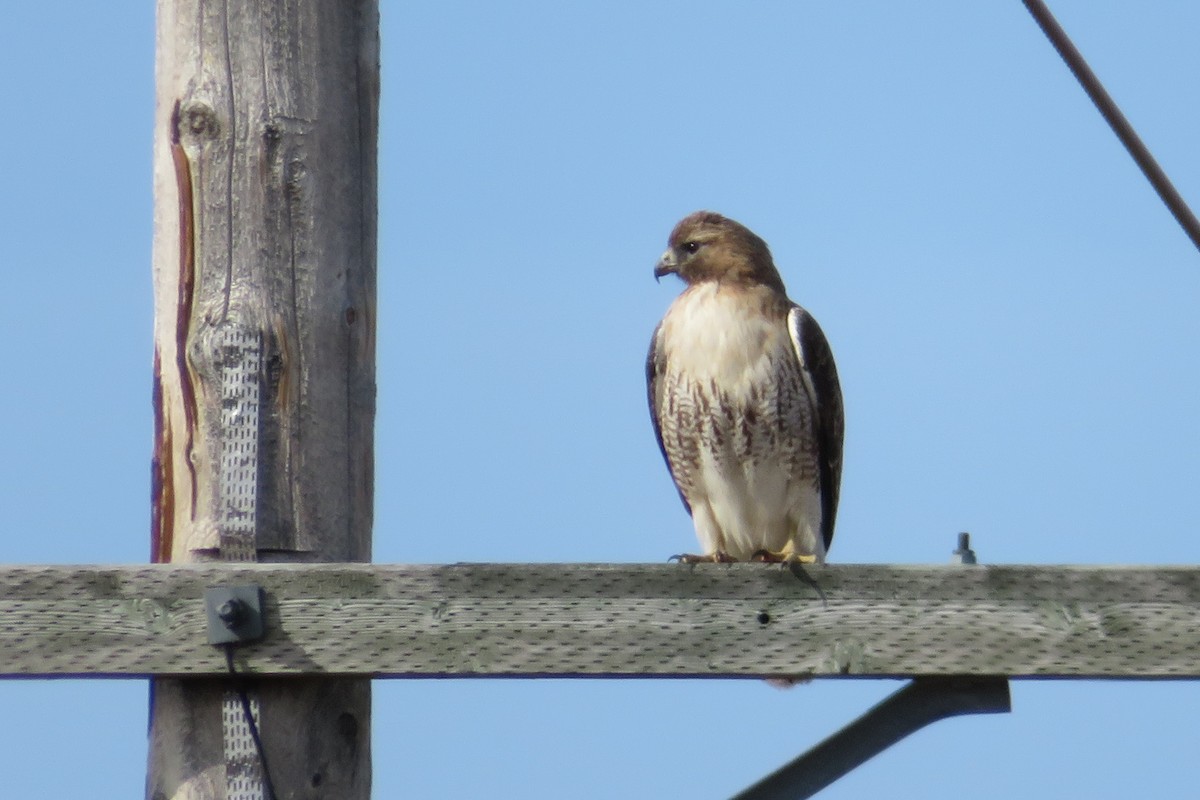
[731, 676, 1011, 800]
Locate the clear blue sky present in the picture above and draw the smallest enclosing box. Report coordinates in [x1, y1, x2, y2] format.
[2, 2, 1199, 797]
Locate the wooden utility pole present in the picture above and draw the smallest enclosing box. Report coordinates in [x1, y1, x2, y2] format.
[148, 0, 378, 797]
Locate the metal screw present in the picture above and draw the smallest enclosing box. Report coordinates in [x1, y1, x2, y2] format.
[951, 532, 978, 565]
[217, 598, 247, 629]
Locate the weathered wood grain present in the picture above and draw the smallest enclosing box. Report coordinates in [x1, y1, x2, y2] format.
[3, 563, 1198, 679]
[149, 0, 377, 796]
[152, 1, 377, 562]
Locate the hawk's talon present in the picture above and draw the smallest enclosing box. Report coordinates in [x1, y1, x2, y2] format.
[669, 551, 736, 564]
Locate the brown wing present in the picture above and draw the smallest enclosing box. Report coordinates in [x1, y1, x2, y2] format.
[645, 323, 692, 515]
[787, 305, 844, 551]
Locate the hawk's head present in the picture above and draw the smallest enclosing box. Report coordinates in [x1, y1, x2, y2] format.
[655, 211, 785, 292]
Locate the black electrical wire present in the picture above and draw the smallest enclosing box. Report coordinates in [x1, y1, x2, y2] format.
[224, 643, 279, 800]
[1022, 0, 1200, 253]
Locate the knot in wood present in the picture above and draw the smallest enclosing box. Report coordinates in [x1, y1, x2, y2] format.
[180, 101, 220, 140]
[285, 155, 308, 194]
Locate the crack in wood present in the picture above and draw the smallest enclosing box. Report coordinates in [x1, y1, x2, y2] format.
[170, 99, 201, 529]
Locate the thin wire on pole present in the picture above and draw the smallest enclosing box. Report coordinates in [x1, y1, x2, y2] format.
[1022, 0, 1200, 253]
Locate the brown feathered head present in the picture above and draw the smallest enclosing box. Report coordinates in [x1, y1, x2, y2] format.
[655, 211, 785, 292]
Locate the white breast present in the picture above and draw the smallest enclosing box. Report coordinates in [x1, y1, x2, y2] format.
[659, 283, 786, 393]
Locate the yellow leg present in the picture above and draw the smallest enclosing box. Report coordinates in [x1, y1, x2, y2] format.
[750, 548, 818, 564]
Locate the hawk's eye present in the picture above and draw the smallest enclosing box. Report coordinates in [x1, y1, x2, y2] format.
[681, 241, 700, 254]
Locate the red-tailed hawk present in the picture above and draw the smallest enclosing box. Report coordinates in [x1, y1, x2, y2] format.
[647, 211, 844, 563]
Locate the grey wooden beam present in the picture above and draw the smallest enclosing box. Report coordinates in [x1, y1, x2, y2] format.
[1, 563, 1198, 678]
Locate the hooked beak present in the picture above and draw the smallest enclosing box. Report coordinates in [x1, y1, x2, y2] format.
[654, 249, 677, 282]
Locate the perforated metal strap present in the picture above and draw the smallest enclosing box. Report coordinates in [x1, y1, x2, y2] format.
[216, 325, 267, 800]
[222, 694, 266, 800]
[217, 326, 262, 563]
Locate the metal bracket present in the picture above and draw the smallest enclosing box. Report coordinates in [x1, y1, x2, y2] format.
[732, 676, 1011, 800]
[205, 585, 266, 645]
[733, 533, 1005, 799]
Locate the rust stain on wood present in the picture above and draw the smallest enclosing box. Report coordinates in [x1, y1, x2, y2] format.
[170, 100, 200, 525]
[150, 348, 173, 563]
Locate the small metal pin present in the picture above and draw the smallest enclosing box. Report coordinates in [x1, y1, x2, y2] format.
[951, 532, 977, 565]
